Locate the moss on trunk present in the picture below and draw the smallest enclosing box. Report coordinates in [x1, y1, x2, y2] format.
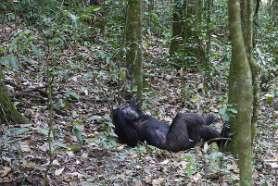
[0, 76, 26, 124]
[126, 0, 143, 100]
[169, 0, 185, 56]
[169, 0, 205, 65]
[228, 0, 253, 185]
[240, 0, 261, 143]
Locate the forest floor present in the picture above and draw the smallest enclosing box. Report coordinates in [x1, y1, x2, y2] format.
[0, 24, 277, 186]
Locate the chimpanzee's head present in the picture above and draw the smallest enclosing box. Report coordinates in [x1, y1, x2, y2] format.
[111, 102, 143, 146]
[112, 102, 143, 123]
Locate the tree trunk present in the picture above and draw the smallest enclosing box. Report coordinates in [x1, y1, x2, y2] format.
[147, 0, 154, 32]
[203, 0, 213, 91]
[0, 71, 26, 124]
[169, 0, 205, 65]
[228, 0, 253, 185]
[240, 0, 260, 143]
[270, 0, 278, 25]
[125, 0, 143, 100]
[169, 0, 185, 56]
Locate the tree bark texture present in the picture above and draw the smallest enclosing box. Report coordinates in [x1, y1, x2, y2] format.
[169, 0, 205, 64]
[0, 71, 26, 124]
[228, 0, 253, 185]
[169, 0, 185, 56]
[240, 0, 260, 143]
[125, 0, 143, 100]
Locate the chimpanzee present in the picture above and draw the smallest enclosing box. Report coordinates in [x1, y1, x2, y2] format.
[111, 102, 222, 152]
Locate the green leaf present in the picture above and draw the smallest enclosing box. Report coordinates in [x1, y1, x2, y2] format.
[53, 99, 66, 110]
[6, 127, 29, 136]
[68, 144, 82, 152]
[229, 108, 238, 114]
[0, 55, 18, 70]
[68, 12, 79, 28]
[207, 152, 224, 160]
[91, 6, 101, 12]
[265, 93, 273, 105]
[65, 90, 80, 101]
[184, 154, 198, 176]
[274, 89, 278, 97]
[219, 106, 229, 122]
[72, 125, 85, 145]
[36, 127, 49, 136]
[119, 67, 126, 81]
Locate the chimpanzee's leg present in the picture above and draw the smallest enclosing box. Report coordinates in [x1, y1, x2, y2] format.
[200, 125, 221, 144]
[166, 113, 197, 151]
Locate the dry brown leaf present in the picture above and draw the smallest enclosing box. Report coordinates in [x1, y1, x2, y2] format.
[20, 141, 31, 152]
[52, 159, 60, 166]
[0, 166, 11, 177]
[152, 177, 165, 186]
[55, 167, 65, 176]
[144, 175, 152, 184]
[66, 172, 84, 179]
[117, 145, 125, 150]
[159, 159, 170, 165]
[203, 142, 209, 153]
[192, 173, 202, 183]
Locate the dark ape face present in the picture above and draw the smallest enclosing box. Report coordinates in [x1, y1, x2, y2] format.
[120, 105, 141, 121]
[112, 104, 142, 124]
[111, 104, 143, 146]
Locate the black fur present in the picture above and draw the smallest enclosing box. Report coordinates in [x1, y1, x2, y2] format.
[112, 103, 222, 152]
